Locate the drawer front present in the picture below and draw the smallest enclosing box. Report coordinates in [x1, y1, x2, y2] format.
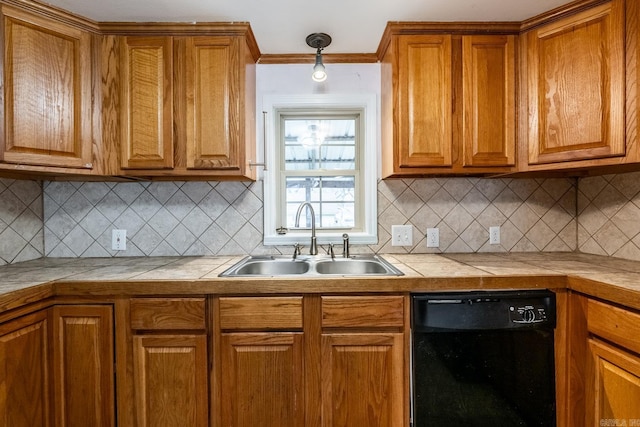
[588, 299, 640, 355]
[218, 297, 303, 330]
[321, 295, 405, 328]
[130, 298, 206, 330]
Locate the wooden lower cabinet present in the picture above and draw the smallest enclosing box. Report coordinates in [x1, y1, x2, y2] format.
[220, 332, 304, 427]
[51, 305, 114, 427]
[133, 334, 208, 427]
[321, 332, 404, 427]
[587, 339, 640, 425]
[583, 298, 640, 426]
[215, 294, 409, 427]
[0, 304, 114, 427]
[126, 297, 209, 427]
[0, 310, 50, 427]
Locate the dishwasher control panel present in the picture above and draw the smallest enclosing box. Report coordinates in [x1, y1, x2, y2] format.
[509, 304, 549, 324]
[412, 290, 556, 331]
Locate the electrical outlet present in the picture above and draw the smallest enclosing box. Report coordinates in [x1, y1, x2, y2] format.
[112, 229, 127, 251]
[489, 226, 500, 245]
[391, 225, 413, 246]
[426, 228, 439, 248]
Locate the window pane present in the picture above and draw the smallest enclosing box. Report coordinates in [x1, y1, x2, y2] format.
[283, 118, 356, 171]
[284, 176, 355, 229]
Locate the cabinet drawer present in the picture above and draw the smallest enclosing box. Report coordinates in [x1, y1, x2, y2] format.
[321, 296, 405, 328]
[218, 297, 303, 330]
[588, 299, 640, 355]
[130, 298, 206, 330]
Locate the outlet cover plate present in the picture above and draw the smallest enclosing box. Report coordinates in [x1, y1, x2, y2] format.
[391, 225, 413, 246]
[426, 228, 439, 248]
[489, 226, 500, 245]
[112, 229, 127, 251]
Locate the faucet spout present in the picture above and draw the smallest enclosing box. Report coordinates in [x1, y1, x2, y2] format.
[294, 202, 318, 255]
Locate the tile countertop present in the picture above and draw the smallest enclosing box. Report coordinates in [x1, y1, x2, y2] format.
[1, 252, 640, 313]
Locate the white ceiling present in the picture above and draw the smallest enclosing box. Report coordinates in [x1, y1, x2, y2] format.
[43, 0, 574, 54]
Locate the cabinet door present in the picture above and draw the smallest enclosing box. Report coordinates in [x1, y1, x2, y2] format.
[397, 35, 453, 168]
[220, 332, 304, 427]
[321, 333, 404, 427]
[51, 305, 114, 427]
[462, 35, 515, 167]
[185, 36, 243, 170]
[0, 310, 50, 427]
[587, 339, 640, 425]
[525, 1, 625, 165]
[1, 6, 92, 169]
[120, 36, 174, 169]
[133, 335, 208, 427]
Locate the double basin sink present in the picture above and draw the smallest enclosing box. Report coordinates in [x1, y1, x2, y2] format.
[219, 254, 404, 277]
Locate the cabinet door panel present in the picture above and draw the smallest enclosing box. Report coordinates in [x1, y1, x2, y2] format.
[221, 332, 304, 427]
[120, 36, 174, 169]
[133, 335, 208, 427]
[185, 36, 240, 170]
[462, 35, 515, 167]
[398, 35, 452, 167]
[588, 339, 640, 425]
[0, 310, 50, 427]
[526, 2, 625, 164]
[1, 6, 92, 169]
[321, 333, 404, 427]
[52, 305, 114, 427]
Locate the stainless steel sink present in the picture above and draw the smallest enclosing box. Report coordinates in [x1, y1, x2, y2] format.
[219, 254, 403, 277]
[315, 258, 390, 275]
[232, 259, 310, 275]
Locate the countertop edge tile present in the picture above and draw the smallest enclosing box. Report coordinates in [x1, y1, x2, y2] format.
[1, 253, 639, 313]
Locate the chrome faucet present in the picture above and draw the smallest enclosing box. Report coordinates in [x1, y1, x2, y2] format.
[294, 202, 318, 255]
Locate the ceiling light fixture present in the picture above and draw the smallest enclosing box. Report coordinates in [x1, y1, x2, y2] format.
[306, 33, 331, 82]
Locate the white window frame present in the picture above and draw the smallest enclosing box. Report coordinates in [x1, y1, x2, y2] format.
[262, 94, 378, 246]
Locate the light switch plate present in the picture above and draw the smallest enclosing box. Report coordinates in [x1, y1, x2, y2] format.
[391, 225, 413, 246]
[112, 229, 127, 251]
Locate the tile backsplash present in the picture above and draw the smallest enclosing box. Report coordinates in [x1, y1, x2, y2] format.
[0, 178, 43, 265]
[578, 171, 640, 261]
[42, 177, 577, 258]
[376, 178, 576, 254]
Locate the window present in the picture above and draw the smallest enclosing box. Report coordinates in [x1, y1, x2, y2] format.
[262, 94, 377, 246]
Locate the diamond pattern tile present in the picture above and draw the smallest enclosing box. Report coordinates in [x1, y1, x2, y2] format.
[377, 177, 576, 254]
[0, 179, 43, 264]
[578, 171, 640, 261]
[35, 177, 579, 258]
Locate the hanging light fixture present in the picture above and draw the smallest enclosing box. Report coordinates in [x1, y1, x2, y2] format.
[306, 33, 331, 82]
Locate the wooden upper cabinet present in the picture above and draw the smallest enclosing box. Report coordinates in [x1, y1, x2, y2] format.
[523, 0, 625, 167]
[116, 28, 258, 179]
[379, 25, 517, 177]
[462, 35, 516, 167]
[0, 5, 93, 169]
[120, 37, 174, 169]
[185, 36, 245, 171]
[380, 33, 453, 175]
[396, 34, 453, 169]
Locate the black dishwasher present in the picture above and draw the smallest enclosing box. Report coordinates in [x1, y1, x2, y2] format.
[411, 290, 556, 427]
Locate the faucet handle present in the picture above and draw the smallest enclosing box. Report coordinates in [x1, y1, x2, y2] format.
[327, 243, 335, 259]
[293, 243, 302, 260]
